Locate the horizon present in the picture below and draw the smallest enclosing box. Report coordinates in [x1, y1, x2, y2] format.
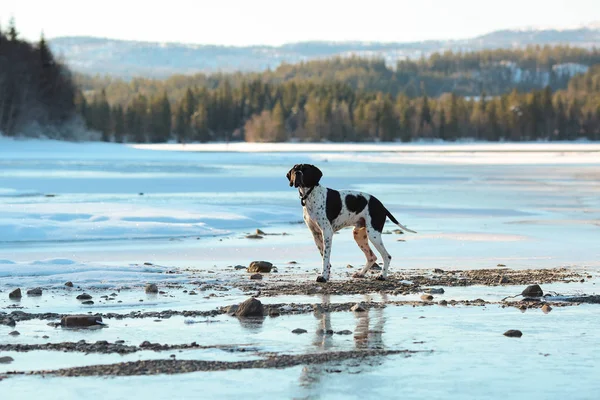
[3, 0, 600, 47]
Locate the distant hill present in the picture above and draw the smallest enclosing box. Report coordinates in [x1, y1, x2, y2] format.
[49, 24, 600, 79]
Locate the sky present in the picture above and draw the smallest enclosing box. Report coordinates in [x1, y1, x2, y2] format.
[2, 0, 599, 46]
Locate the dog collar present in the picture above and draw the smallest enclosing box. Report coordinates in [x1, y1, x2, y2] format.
[300, 185, 317, 206]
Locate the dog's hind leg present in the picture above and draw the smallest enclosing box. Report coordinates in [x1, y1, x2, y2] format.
[352, 227, 378, 279]
[366, 227, 392, 280]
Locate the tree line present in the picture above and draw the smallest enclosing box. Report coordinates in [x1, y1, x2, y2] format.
[82, 66, 600, 143]
[0, 19, 78, 136]
[78, 45, 600, 105]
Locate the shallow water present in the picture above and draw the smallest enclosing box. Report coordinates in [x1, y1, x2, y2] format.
[3, 304, 600, 399]
[1, 142, 599, 398]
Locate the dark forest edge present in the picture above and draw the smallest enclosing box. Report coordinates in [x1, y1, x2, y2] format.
[0, 19, 86, 139]
[2, 20, 600, 143]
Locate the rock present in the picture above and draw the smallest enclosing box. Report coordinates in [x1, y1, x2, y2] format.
[346, 264, 354, 269]
[245, 234, 263, 239]
[503, 329, 523, 338]
[60, 315, 103, 328]
[541, 304, 552, 314]
[9, 288, 21, 299]
[234, 265, 246, 270]
[392, 229, 404, 234]
[226, 305, 239, 315]
[248, 261, 273, 273]
[425, 288, 445, 294]
[497, 264, 507, 267]
[76, 293, 92, 300]
[499, 276, 510, 284]
[433, 268, 444, 274]
[420, 294, 434, 301]
[317, 329, 334, 335]
[235, 297, 264, 317]
[9, 331, 20, 336]
[336, 330, 353, 335]
[1, 317, 16, 327]
[143, 262, 153, 266]
[82, 300, 94, 305]
[351, 303, 366, 312]
[0, 356, 14, 364]
[250, 273, 263, 280]
[145, 283, 159, 294]
[139, 341, 152, 348]
[438, 300, 448, 306]
[27, 287, 43, 296]
[370, 263, 382, 271]
[256, 229, 266, 235]
[292, 328, 307, 334]
[65, 281, 74, 287]
[42, 335, 49, 339]
[521, 284, 543, 297]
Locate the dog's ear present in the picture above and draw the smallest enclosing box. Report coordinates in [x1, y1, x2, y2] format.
[302, 164, 323, 187]
[286, 166, 296, 187]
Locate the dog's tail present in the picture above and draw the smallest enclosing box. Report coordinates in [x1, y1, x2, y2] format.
[386, 208, 417, 234]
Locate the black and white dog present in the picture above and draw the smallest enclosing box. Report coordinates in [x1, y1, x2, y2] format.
[286, 163, 416, 282]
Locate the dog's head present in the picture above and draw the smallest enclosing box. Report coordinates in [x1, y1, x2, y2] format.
[286, 164, 323, 188]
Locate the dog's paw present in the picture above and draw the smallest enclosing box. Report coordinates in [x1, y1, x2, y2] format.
[375, 275, 387, 281]
[316, 276, 328, 283]
[352, 272, 366, 279]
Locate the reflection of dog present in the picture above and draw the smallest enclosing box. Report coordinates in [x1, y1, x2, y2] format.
[286, 164, 416, 282]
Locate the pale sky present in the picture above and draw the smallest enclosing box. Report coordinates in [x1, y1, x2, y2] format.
[2, 0, 599, 46]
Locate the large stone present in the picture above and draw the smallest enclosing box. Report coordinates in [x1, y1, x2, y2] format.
[145, 283, 158, 294]
[521, 284, 543, 297]
[9, 288, 21, 299]
[76, 293, 92, 300]
[27, 287, 43, 296]
[248, 261, 273, 273]
[235, 297, 264, 317]
[60, 315, 103, 328]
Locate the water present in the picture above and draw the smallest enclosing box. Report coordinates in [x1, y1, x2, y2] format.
[1, 142, 599, 398]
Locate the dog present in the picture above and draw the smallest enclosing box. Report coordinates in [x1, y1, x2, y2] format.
[286, 163, 416, 282]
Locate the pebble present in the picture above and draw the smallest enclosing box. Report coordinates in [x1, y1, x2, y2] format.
[0, 356, 14, 364]
[76, 293, 92, 300]
[420, 294, 434, 301]
[541, 304, 552, 314]
[503, 329, 523, 338]
[145, 284, 159, 294]
[9, 331, 20, 336]
[27, 288, 43, 296]
[292, 328, 307, 334]
[521, 284, 543, 297]
[248, 261, 273, 273]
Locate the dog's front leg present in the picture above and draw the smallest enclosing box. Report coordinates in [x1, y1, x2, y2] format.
[317, 226, 334, 283]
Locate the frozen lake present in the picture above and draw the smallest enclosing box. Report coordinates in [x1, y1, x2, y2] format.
[1, 138, 599, 399]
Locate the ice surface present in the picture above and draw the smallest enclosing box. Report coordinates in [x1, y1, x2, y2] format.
[1, 137, 599, 399]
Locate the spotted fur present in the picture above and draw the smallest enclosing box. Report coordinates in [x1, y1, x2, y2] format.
[286, 164, 417, 282]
